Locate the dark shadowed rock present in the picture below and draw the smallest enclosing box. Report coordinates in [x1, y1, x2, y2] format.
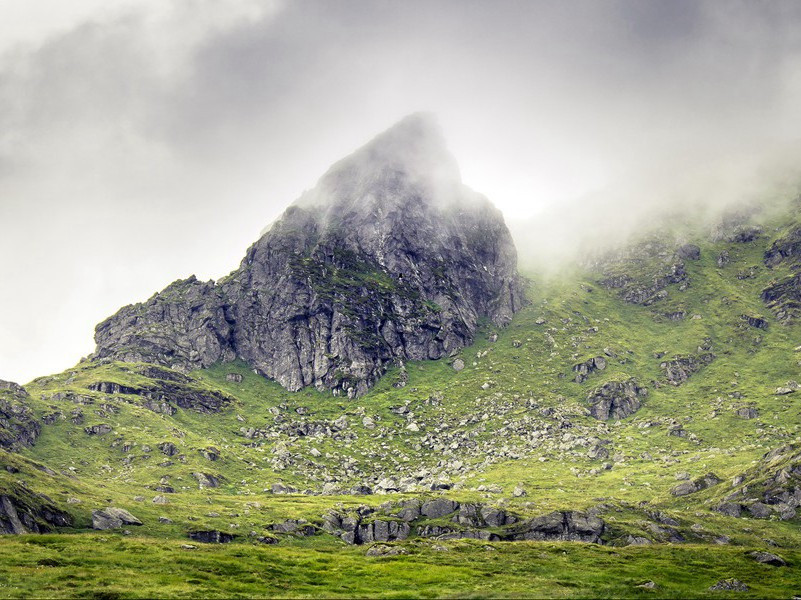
[0, 489, 72, 534]
[188, 530, 235, 544]
[84, 424, 113, 436]
[742, 314, 769, 329]
[765, 226, 801, 267]
[93, 114, 526, 397]
[762, 273, 801, 323]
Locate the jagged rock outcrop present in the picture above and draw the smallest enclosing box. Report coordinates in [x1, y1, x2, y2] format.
[0, 380, 40, 451]
[586, 378, 647, 421]
[593, 238, 689, 306]
[93, 114, 526, 396]
[85, 368, 234, 414]
[765, 226, 801, 267]
[762, 273, 801, 323]
[762, 226, 801, 322]
[0, 486, 72, 534]
[715, 444, 801, 521]
[323, 500, 605, 545]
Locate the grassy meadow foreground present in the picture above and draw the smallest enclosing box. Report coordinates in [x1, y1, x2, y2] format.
[3, 201, 801, 597]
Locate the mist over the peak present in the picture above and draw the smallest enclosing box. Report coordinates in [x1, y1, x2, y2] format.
[1, 0, 801, 382]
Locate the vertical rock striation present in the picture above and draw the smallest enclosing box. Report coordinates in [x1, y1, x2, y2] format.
[94, 113, 527, 396]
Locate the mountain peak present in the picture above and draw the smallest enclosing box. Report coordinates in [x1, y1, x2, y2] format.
[296, 112, 461, 212]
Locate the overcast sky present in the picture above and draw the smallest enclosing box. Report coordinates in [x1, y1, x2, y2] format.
[1, 0, 801, 383]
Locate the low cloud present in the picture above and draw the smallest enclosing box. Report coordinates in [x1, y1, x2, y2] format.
[1, 0, 800, 381]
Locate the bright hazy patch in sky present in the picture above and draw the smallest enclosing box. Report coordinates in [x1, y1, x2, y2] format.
[1, 0, 800, 383]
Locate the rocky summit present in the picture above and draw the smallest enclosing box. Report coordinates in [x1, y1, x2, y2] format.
[93, 114, 526, 397]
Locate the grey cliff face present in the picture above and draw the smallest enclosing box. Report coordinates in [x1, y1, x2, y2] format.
[94, 114, 527, 396]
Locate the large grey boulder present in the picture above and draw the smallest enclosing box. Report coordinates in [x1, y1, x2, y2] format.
[92, 507, 142, 530]
[93, 114, 526, 397]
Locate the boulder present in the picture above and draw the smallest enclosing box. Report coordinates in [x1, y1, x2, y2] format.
[749, 551, 786, 567]
[188, 530, 235, 544]
[92, 507, 142, 530]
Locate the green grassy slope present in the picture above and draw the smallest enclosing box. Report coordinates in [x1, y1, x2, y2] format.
[2, 200, 801, 597]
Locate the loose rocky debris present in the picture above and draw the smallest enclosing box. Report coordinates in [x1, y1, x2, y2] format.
[714, 444, 801, 521]
[92, 507, 142, 530]
[592, 238, 690, 306]
[709, 578, 749, 592]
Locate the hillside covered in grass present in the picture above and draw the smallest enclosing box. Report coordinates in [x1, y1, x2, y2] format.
[2, 196, 801, 597]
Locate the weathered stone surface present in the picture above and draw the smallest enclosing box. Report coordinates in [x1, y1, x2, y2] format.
[586, 378, 647, 421]
[762, 273, 801, 322]
[188, 530, 235, 544]
[93, 114, 526, 397]
[750, 551, 786, 567]
[511, 511, 605, 543]
[87, 378, 232, 414]
[671, 473, 721, 497]
[421, 498, 458, 519]
[741, 314, 769, 329]
[593, 239, 689, 306]
[192, 472, 221, 489]
[660, 353, 715, 386]
[765, 226, 801, 267]
[92, 507, 142, 530]
[0, 380, 39, 451]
